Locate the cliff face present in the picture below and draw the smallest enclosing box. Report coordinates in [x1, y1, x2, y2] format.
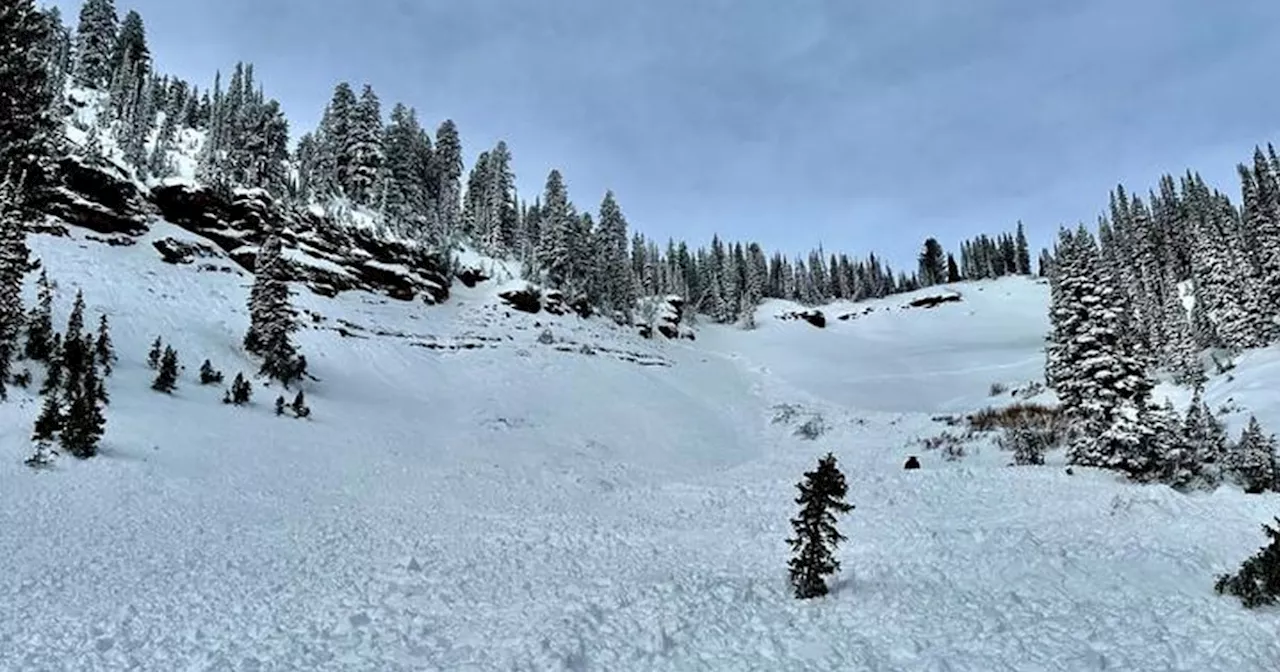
[36, 155, 451, 305]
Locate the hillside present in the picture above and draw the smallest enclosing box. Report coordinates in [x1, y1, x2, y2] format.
[3, 223, 1280, 671]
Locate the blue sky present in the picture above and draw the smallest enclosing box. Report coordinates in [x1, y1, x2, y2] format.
[50, 0, 1280, 269]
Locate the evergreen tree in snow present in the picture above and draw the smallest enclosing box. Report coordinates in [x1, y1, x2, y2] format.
[198, 359, 223, 385]
[151, 345, 177, 393]
[345, 84, 384, 205]
[39, 332, 62, 395]
[23, 269, 53, 361]
[1, 0, 59, 198]
[1181, 386, 1228, 488]
[109, 9, 147, 78]
[1014, 221, 1032, 274]
[60, 289, 87, 405]
[0, 180, 30, 401]
[146, 335, 162, 369]
[274, 394, 285, 416]
[94, 314, 114, 376]
[594, 191, 635, 321]
[381, 103, 434, 239]
[31, 389, 62, 447]
[1228, 416, 1277, 494]
[918, 237, 946, 287]
[432, 120, 463, 243]
[787, 452, 855, 599]
[1048, 226, 1160, 478]
[245, 235, 304, 386]
[226, 372, 251, 405]
[537, 169, 576, 291]
[59, 347, 104, 459]
[72, 0, 117, 89]
[1215, 518, 1280, 608]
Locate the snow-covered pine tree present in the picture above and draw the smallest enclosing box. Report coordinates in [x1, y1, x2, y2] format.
[246, 235, 304, 386]
[537, 170, 575, 291]
[1214, 517, 1280, 608]
[346, 84, 384, 205]
[432, 120, 463, 243]
[787, 452, 855, 599]
[1228, 416, 1277, 494]
[381, 103, 433, 237]
[1050, 226, 1160, 478]
[72, 0, 117, 89]
[0, 192, 29, 400]
[198, 359, 223, 385]
[311, 82, 357, 198]
[109, 9, 147, 78]
[594, 191, 634, 320]
[1, 0, 59, 197]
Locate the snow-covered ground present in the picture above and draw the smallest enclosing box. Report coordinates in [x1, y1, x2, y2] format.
[2, 225, 1280, 671]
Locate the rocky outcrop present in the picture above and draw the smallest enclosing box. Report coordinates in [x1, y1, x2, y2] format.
[42, 156, 148, 235]
[498, 286, 542, 314]
[152, 237, 220, 264]
[636, 295, 694, 340]
[456, 266, 489, 288]
[778, 309, 826, 328]
[909, 293, 962, 309]
[149, 182, 450, 304]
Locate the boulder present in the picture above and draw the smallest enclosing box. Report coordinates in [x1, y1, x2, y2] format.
[152, 237, 219, 264]
[909, 293, 962, 309]
[779, 310, 826, 328]
[456, 266, 489, 288]
[498, 287, 542, 314]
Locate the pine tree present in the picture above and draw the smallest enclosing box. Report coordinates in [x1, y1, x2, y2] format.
[1, 0, 58, 195]
[274, 394, 285, 416]
[228, 372, 251, 405]
[0, 180, 31, 401]
[1215, 518, 1280, 608]
[31, 390, 62, 444]
[109, 9, 148, 79]
[346, 84, 384, 205]
[198, 359, 223, 385]
[918, 238, 946, 287]
[39, 332, 62, 395]
[72, 0, 117, 89]
[59, 353, 104, 458]
[432, 120, 463, 243]
[1014, 221, 1032, 274]
[146, 335, 162, 369]
[94, 314, 114, 375]
[246, 235, 303, 386]
[151, 345, 177, 393]
[60, 290, 86, 405]
[24, 269, 53, 361]
[946, 253, 961, 283]
[1228, 416, 1276, 494]
[787, 452, 855, 599]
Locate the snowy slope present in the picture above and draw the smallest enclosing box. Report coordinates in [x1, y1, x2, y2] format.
[3, 228, 1280, 671]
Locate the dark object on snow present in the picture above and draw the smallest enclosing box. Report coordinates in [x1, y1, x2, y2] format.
[904, 456, 921, 470]
[779, 310, 826, 328]
[909, 294, 962, 309]
[1065, 467, 1074, 476]
[1215, 517, 1280, 608]
[455, 266, 489, 288]
[498, 287, 542, 314]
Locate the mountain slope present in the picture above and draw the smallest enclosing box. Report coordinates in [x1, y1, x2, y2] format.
[2, 227, 1280, 671]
